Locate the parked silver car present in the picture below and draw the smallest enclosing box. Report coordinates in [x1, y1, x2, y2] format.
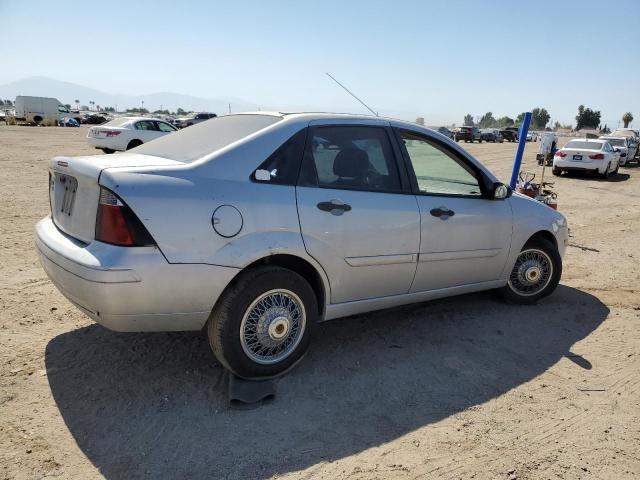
[36, 113, 568, 378]
[173, 112, 217, 128]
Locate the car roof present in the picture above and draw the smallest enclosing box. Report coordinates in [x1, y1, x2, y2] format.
[566, 138, 604, 144]
[118, 117, 170, 122]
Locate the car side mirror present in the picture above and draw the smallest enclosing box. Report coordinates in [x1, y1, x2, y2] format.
[492, 182, 511, 200]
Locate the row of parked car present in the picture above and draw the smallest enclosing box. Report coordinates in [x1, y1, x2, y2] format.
[552, 128, 640, 178]
[433, 126, 524, 144]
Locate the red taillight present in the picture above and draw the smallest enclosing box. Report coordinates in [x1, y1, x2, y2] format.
[105, 130, 121, 137]
[95, 187, 155, 246]
[555, 151, 567, 157]
[589, 153, 604, 160]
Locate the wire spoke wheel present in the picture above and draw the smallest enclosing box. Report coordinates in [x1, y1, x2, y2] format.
[240, 289, 306, 365]
[508, 248, 553, 297]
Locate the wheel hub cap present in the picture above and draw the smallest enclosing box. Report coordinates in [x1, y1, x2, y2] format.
[240, 290, 306, 365]
[508, 249, 553, 296]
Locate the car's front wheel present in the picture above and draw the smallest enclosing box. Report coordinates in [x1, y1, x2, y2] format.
[500, 237, 561, 304]
[207, 266, 317, 379]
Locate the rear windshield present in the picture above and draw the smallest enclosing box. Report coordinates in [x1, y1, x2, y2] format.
[103, 117, 132, 127]
[603, 138, 624, 146]
[565, 140, 602, 150]
[132, 114, 283, 162]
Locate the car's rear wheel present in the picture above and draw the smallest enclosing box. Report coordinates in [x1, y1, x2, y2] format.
[207, 266, 318, 379]
[601, 162, 611, 179]
[126, 139, 143, 150]
[101, 148, 115, 154]
[500, 237, 561, 304]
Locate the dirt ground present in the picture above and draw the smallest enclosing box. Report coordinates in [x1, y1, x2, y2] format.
[1, 125, 639, 480]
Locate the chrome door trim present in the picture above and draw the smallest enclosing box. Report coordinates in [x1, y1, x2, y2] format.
[345, 253, 418, 267]
[418, 248, 502, 263]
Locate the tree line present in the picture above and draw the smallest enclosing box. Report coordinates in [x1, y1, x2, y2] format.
[461, 106, 634, 131]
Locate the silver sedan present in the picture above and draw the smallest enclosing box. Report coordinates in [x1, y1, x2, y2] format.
[36, 113, 569, 378]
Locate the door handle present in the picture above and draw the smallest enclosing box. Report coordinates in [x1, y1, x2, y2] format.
[430, 206, 455, 219]
[317, 200, 352, 215]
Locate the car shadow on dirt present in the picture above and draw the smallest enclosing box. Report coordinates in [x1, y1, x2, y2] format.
[558, 171, 631, 182]
[45, 285, 608, 479]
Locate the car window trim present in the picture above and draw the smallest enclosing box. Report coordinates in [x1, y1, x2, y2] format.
[392, 127, 491, 199]
[296, 124, 413, 195]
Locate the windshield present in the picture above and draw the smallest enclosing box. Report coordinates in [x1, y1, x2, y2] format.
[133, 114, 283, 163]
[565, 140, 602, 150]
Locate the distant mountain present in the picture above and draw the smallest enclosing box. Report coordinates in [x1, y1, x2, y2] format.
[0, 76, 259, 113]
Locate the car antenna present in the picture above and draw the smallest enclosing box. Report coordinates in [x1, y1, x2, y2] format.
[326, 72, 378, 116]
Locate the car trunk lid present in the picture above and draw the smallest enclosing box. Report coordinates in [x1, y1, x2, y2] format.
[49, 153, 184, 243]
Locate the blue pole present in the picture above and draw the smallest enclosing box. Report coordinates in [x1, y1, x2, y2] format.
[509, 111, 532, 188]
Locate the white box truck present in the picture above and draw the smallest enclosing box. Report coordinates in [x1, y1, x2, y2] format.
[14, 96, 74, 125]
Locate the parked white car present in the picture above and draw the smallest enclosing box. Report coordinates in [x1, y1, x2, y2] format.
[599, 136, 633, 166]
[552, 139, 619, 178]
[86, 117, 177, 153]
[609, 129, 638, 160]
[37, 112, 568, 378]
[526, 132, 537, 142]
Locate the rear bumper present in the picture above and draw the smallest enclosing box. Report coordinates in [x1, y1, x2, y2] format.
[35, 217, 238, 332]
[86, 136, 122, 151]
[553, 158, 607, 174]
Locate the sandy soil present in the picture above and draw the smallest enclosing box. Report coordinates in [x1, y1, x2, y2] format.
[1, 125, 639, 480]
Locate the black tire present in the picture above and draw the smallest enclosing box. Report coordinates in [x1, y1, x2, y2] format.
[101, 148, 115, 154]
[207, 266, 318, 379]
[33, 116, 42, 125]
[612, 162, 619, 175]
[499, 237, 562, 305]
[552, 167, 560, 176]
[126, 139, 143, 150]
[600, 162, 611, 179]
[478, 139, 482, 143]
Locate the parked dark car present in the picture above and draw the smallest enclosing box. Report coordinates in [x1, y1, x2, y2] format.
[455, 126, 482, 143]
[500, 129, 518, 142]
[434, 126, 453, 139]
[82, 114, 108, 125]
[481, 129, 503, 143]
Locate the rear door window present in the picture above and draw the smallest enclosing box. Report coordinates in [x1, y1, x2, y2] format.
[299, 126, 401, 193]
[135, 120, 158, 131]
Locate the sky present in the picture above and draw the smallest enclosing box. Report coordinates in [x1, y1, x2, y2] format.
[1, 0, 639, 126]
